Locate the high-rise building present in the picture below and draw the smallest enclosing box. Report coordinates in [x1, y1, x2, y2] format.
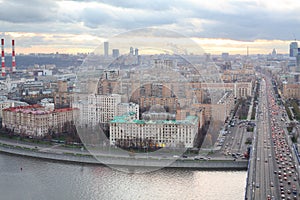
[272, 48, 277, 57]
[135, 48, 139, 56]
[72, 94, 122, 127]
[112, 49, 120, 58]
[296, 54, 300, 72]
[104, 42, 109, 57]
[130, 47, 134, 55]
[290, 42, 298, 57]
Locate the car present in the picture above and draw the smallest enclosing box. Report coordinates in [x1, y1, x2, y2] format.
[293, 177, 297, 181]
[279, 179, 283, 183]
[255, 183, 260, 188]
[292, 190, 297, 195]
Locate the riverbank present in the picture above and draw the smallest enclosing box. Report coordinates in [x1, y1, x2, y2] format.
[0, 139, 248, 170]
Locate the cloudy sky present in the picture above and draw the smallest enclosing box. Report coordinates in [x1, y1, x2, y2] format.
[0, 0, 300, 54]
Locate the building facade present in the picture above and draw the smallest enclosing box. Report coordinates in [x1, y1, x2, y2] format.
[138, 96, 179, 113]
[117, 102, 139, 119]
[2, 105, 78, 137]
[0, 98, 28, 118]
[110, 114, 199, 148]
[283, 83, 300, 99]
[72, 93, 122, 127]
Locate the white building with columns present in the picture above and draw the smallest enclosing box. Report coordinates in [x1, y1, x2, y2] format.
[110, 113, 199, 148]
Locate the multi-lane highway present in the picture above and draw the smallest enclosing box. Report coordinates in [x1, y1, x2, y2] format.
[247, 77, 300, 200]
[252, 77, 278, 199]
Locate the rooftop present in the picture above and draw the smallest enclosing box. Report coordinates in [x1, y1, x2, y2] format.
[111, 114, 198, 125]
[3, 105, 77, 115]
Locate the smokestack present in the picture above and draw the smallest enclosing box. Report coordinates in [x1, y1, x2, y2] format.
[12, 39, 16, 73]
[1, 39, 5, 77]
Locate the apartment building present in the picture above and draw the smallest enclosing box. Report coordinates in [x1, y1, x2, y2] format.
[72, 93, 122, 127]
[2, 105, 78, 137]
[282, 83, 300, 99]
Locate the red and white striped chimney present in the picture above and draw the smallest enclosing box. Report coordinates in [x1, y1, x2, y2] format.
[1, 39, 5, 77]
[12, 39, 16, 73]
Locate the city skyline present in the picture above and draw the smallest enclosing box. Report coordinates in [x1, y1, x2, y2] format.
[1, 0, 300, 54]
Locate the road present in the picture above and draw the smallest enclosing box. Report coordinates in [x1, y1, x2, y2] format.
[252, 78, 277, 199]
[247, 76, 300, 200]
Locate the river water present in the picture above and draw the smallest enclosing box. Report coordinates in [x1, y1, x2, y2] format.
[0, 153, 246, 200]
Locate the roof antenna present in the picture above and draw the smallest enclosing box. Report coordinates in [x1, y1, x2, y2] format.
[293, 33, 297, 41]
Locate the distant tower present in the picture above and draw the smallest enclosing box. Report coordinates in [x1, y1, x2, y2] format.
[12, 40, 16, 73]
[296, 54, 300, 73]
[205, 53, 211, 62]
[222, 52, 229, 60]
[104, 42, 109, 57]
[272, 48, 277, 57]
[247, 46, 249, 57]
[290, 42, 298, 57]
[135, 48, 139, 56]
[112, 49, 120, 58]
[1, 39, 5, 77]
[130, 47, 134, 55]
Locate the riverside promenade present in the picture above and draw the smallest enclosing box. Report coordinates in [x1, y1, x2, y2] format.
[0, 138, 248, 170]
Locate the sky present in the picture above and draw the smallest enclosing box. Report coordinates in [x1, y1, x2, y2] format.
[0, 0, 300, 55]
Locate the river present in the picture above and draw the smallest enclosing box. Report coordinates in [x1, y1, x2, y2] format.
[0, 153, 246, 200]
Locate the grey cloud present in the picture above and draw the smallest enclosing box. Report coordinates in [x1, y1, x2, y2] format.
[80, 6, 114, 28]
[71, 0, 300, 41]
[0, 0, 58, 23]
[79, 6, 180, 30]
[193, 8, 300, 41]
[1, 0, 300, 43]
[73, 0, 177, 11]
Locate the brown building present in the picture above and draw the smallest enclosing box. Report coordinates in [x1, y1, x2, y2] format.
[138, 96, 179, 113]
[54, 92, 72, 108]
[283, 83, 300, 99]
[58, 80, 68, 93]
